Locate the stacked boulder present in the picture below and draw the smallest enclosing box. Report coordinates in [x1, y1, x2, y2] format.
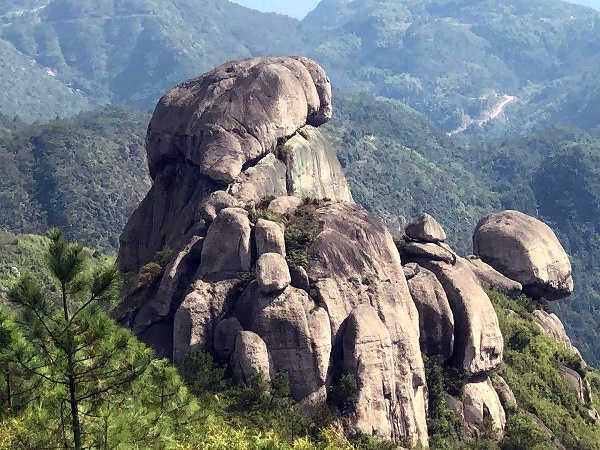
[114, 57, 427, 446]
[401, 214, 506, 438]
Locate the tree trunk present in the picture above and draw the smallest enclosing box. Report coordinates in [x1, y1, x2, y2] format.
[68, 372, 82, 450]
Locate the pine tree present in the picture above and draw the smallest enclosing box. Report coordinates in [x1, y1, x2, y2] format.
[7, 229, 152, 449]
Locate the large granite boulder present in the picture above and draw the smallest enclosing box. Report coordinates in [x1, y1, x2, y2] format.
[146, 57, 332, 183]
[462, 377, 506, 439]
[233, 283, 331, 404]
[405, 213, 446, 243]
[255, 219, 286, 257]
[405, 263, 454, 360]
[255, 253, 291, 293]
[473, 210, 573, 300]
[420, 259, 503, 373]
[401, 242, 456, 264]
[231, 331, 273, 383]
[308, 202, 428, 446]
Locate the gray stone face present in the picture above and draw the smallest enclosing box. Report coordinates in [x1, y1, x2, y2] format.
[491, 374, 518, 409]
[473, 210, 573, 300]
[307, 202, 428, 447]
[405, 213, 447, 243]
[420, 259, 503, 374]
[406, 265, 454, 360]
[282, 126, 353, 202]
[343, 305, 402, 442]
[233, 283, 331, 403]
[147, 57, 332, 184]
[255, 253, 291, 294]
[229, 153, 287, 204]
[172, 279, 240, 362]
[231, 331, 272, 384]
[200, 207, 252, 275]
[214, 317, 243, 359]
[464, 256, 522, 298]
[255, 219, 286, 257]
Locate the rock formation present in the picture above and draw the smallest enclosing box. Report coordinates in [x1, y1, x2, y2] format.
[114, 57, 580, 447]
[473, 210, 573, 300]
[115, 57, 424, 445]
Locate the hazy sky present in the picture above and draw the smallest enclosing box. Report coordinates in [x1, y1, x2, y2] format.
[232, 0, 600, 19]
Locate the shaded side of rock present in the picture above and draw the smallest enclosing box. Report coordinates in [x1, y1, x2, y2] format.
[491, 374, 517, 409]
[532, 309, 583, 360]
[406, 265, 454, 360]
[214, 317, 243, 359]
[420, 259, 503, 373]
[473, 210, 573, 300]
[198, 190, 240, 222]
[401, 242, 456, 264]
[229, 153, 287, 203]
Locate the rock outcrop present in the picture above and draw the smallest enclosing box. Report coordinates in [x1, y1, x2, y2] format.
[405, 213, 447, 243]
[531, 309, 583, 360]
[115, 57, 424, 445]
[473, 210, 573, 300]
[464, 256, 522, 298]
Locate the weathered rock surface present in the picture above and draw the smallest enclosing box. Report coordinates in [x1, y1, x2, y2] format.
[405, 213, 446, 243]
[420, 259, 503, 373]
[406, 264, 454, 360]
[214, 317, 243, 359]
[200, 208, 252, 275]
[401, 242, 456, 264]
[473, 210, 573, 300]
[464, 256, 522, 298]
[308, 202, 428, 446]
[231, 331, 272, 384]
[146, 57, 332, 184]
[281, 126, 353, 202]
[256, 253, 291, 293]
[343, 305, 404, 441]
[461, 377, 506, 439]
[234, 283, 331, 403]
[172, 279, 240, 362]
[229, 153, 287, 203]
[532, 309, 583, 360]
[255, 219, 286, 256]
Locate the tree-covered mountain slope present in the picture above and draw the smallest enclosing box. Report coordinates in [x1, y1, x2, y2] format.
[0, 106, 150, 251]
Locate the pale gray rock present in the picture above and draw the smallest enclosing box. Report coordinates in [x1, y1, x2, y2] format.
[255, 219, 286, 257]
[464, 255, 522, 298]
[198, 191, 240, 222]
[473, 210, 573, 300]
[401, 242, 456, 264]
[420, 259, 503, 373]
[231, 331, 272, 383]
[172, 279, 239, 362]
[229, 153, 287, 203]
[343, 304, 404, 442]
[256, 253, 291, 294]
[267, 195, 303, 216]
[406, 265, 454, 360]
[234, 284, 331, 403]
[9, 267, 20, 278]
[214, 317, 243, 359]
[308, 202, 428, 446]
[491, 374, 517, 409]
[532, 309, 583, 360]
[200, 207, 251, 275]
[281, 126, 353, 202]
[147, 57, 331, 184]
[462, 377, 506, 439]
[405, 213, 446, 243]
[558, 365, 593, 406]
